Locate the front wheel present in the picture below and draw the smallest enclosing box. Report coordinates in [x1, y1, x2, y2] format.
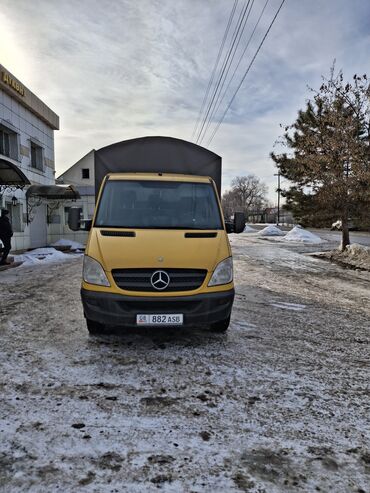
[86, 318, 106, 335]
[210, 316, 230, 333]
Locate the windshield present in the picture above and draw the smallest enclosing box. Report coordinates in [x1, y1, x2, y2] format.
[94, 180, 223, 229]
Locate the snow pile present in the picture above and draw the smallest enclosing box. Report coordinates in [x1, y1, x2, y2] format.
[258, 225, 285, 236]
[346, 243, 370, 256]
[14, 247, 76, 267]
[50, 238, 85, 251]
[341, 243, 370, 270]
[284, 226, 323, 244]
[318, 243, 370, 271]
[243, 224, 257, 233]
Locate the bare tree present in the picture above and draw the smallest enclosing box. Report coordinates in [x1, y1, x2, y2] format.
[222, 175, 268, 219]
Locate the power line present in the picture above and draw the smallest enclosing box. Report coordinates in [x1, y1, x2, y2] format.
[207, 0, 287, 146]
[199, 0, 257, 145]
[204, 0, 270, 147]
[196, 1, 251, 145]
[195, 1, 251, 145]
[191, 0, 238, 142]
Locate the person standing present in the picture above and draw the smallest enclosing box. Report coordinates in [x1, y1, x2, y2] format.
[0, 209, 13, 265]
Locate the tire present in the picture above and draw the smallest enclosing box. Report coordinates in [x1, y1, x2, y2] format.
[210, 316, 230, 333]
[86, 318, 106, 335]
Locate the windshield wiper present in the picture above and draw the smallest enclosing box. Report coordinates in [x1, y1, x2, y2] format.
[95, 225, 221, 230]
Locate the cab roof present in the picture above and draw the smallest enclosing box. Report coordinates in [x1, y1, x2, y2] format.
[106, 172, 213, 184]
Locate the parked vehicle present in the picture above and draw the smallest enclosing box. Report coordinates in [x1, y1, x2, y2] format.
[331, 220, 341, 230]
[69, 136, 245, 334]
[331, 219, 356, 231]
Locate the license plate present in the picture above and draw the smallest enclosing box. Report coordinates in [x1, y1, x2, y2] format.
[136, 314, 183, 325]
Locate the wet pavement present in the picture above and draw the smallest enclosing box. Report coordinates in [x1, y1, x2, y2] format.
[0, 235, 369, 492]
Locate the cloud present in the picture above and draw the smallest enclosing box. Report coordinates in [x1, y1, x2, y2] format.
[2, 0, 370, 202]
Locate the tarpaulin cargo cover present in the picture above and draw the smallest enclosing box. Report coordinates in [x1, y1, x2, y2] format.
[94, 136, 222, 197]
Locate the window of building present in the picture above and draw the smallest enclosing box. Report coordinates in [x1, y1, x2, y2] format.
[82, 168, 90, 179]
[30, 142, 43, 171]
[0, 124, 18, 160]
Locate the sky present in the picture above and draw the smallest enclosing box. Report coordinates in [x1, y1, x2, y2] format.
[1, 0, 370, 203]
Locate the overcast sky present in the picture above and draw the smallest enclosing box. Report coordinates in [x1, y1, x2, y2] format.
[1, 0, 369, 202]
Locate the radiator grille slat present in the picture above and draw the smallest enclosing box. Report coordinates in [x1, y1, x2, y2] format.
[112, 268, 207, 292]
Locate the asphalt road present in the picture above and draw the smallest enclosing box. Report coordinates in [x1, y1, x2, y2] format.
[310, 229, 370, 247]
[0, 235, 369, 492]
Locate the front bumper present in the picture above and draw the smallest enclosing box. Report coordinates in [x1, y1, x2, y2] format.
[81, 288, 235, 327]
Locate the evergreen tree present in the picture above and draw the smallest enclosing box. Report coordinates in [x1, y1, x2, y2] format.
[271, 68, 370, 250]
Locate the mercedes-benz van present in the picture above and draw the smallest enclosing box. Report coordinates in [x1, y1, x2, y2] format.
[68, 137, 245, 334]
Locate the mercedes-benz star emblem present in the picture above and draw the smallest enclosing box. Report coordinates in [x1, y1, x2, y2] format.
[151, 270, 170, 290]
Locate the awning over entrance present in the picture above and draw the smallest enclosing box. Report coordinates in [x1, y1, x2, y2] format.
[26, 184, 81, 200]
[0, 158, 31, 186]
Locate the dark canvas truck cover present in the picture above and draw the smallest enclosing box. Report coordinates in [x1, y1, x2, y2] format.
[94, 136, 222, 197]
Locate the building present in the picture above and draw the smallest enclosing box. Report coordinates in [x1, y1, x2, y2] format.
[0, 64, 79, 251]
[53, 150, 96, 245]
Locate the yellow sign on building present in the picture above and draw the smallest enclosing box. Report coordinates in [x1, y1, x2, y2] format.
[2, 71, 25, 96]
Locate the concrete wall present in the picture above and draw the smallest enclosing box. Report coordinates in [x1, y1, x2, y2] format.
[0, 64, 59, 130]
[47, 193, 96, 246]
[51, 150, 96, 246]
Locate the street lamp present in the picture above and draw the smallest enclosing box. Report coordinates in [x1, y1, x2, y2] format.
[12, 196, 18, 207]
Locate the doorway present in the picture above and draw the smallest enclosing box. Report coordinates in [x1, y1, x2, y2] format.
[30, 204, 47, 248]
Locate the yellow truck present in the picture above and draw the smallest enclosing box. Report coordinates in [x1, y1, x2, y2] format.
[69, 137, 245, 334]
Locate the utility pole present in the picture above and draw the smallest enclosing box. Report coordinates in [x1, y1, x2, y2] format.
[274, 172, 281, 225]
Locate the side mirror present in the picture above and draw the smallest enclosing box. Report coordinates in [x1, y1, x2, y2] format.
[233, 212, 245, 234]
[68, 207, 82, 231]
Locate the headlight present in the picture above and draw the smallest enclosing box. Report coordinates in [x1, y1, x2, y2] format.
[83, 255, 110, 286]
[208, 257, 233, 286]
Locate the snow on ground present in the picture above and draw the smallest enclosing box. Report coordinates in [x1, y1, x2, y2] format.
[1, 235, 369, 492]
[343, 243, 370, 269]
[243, 225, 257, 233]
[270, 302, 307, 311]
[229, 234, 329, 273]
[50, 238, 85, 251]
[283, 226, 324, 244]
[346, 243, 370, 256]
[333, 243, 370, 270]
[14, 247, 81, 267]
[316, 242, 370, 271]
[258, 225, 285, 236]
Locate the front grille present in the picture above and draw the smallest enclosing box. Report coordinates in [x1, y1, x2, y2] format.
[112, 268, 207, 292]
